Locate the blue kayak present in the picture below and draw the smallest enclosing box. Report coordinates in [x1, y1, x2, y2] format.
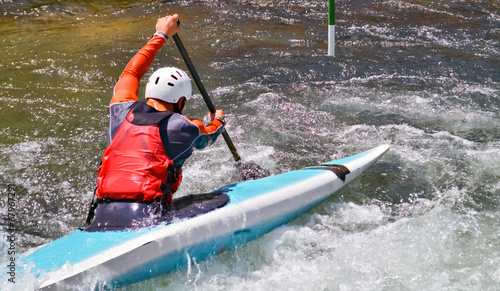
[17, 144, 389, 290]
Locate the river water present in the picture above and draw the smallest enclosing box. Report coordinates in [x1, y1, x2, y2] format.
[1, 0, 499, 290]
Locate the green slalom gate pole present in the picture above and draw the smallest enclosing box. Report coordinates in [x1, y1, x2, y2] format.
[328, 0, 335, 56]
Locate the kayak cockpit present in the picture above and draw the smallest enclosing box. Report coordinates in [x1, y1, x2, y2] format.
[85, 192, 229, 232]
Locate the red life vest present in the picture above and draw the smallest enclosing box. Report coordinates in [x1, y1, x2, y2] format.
[96, 108, 174, 202]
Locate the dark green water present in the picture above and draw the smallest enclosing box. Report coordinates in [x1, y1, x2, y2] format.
[1, 0, 499, 290]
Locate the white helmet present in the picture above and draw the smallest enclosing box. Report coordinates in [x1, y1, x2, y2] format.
[145, 67, 192, 103]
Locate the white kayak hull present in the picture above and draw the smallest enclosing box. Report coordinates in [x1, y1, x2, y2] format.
[19, 144, 389, 290]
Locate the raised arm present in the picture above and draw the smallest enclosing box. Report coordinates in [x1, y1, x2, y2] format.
[111, 14, 180, 105]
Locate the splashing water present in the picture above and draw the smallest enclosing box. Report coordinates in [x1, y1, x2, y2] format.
[1, 0, 499, 290]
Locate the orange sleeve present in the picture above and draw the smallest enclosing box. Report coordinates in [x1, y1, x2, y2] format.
[110, 34, 167, 105]
[186, 117, 224, 134]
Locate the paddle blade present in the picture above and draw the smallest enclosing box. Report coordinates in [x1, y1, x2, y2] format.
[238, 161, 271, 180]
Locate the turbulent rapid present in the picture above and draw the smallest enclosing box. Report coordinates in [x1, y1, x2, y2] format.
[0, 0, 499, 290]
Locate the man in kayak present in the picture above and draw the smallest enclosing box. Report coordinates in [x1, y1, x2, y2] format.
[87, 14, 226, 226]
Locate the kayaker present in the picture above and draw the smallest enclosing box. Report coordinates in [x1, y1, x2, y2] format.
[89, 14, 225, 222]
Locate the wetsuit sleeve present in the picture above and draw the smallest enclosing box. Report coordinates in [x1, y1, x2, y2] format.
[110, 34, 167, 105]
[159, 114, 225, 167]
[185, 117, 225, 150]
[187, 118, 224, 135]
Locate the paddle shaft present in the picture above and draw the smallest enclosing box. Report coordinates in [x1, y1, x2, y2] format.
[172, 33, 241, 162]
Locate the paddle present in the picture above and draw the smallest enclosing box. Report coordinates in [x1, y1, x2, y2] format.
[171, 31, 269, 180]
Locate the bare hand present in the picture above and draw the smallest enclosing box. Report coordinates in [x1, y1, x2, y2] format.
[156, 14, 179, 38]
[208, 110, 225, 122]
